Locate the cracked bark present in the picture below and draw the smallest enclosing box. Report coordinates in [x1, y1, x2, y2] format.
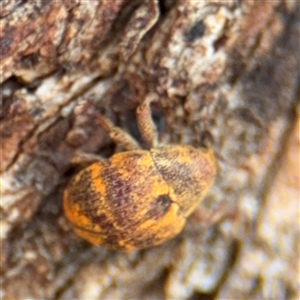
[1, 1, 299, 299]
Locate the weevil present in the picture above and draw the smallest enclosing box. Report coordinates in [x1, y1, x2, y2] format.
[63, 94, 216, 250]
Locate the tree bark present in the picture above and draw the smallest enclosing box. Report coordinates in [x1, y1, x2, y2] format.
[1, 1, 299, 299]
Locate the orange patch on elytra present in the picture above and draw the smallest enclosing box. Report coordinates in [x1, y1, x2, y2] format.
[64, 196, 97, 230]
[89, 163, 107, 197]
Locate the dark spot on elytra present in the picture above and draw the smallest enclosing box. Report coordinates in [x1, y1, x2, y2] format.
[67, 169, 100, 210]
[91, 213, 115, 233]
[101, 165, 137, 227]
[147, 194, 172, 219]
[102, 168, 132, 208]
[130, 227, 168, 249]
[113, 205, 138, 228]
[104, 233, 120, 247]
[115, 181, 131, 201]
[186, 20, 206, 42]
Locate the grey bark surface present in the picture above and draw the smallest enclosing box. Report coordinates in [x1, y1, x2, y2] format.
[1, 1, 299, 299]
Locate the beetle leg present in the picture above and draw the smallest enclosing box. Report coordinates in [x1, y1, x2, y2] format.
[136, 93, 159, 149]
[96, 115, 141, 151]
[71, 150, 104, 167]
[187, 203, 240, 230]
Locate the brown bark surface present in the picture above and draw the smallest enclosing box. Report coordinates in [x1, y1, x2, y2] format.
[1, 1, 299, 299]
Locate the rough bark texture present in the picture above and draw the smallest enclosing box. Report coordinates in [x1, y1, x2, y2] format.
[1, 1, 299, 299]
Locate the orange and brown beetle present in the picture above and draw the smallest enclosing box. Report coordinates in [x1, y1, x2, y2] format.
[63, 94, 216, 250]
